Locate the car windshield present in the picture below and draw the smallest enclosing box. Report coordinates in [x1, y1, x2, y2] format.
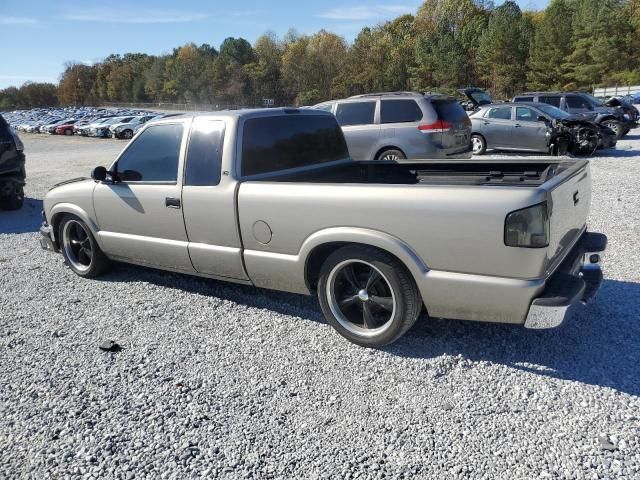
[537, 104, 571, 119]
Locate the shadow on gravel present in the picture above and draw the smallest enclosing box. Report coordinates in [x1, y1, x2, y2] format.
[0, 198, 43, 234]
[388, 279, 640, 397]
[96, 263, 639, 396]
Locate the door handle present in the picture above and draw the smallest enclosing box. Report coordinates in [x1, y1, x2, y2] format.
[483, 121, 489, 125]
[514, 123, 521, 127]
[165, 197, 181, 209]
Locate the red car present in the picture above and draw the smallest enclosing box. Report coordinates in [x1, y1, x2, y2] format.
[54, 122, 77, 135]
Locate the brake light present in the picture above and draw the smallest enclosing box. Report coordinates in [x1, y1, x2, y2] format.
[418, 119, 453, 133]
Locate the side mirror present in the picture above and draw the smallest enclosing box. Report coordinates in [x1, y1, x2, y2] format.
[91, 166, 107, 181]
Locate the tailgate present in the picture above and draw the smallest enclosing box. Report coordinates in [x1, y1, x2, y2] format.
[545, 161, 591, 273]
[431, 99, 471, 155]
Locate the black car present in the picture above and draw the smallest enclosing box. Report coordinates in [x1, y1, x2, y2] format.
[604, 96, 639, 128]
[0, 113, 26, 210]
[512, 92, 630, 139]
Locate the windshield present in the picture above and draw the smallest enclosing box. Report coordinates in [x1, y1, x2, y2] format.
[537, 104, 571, 119]
[580, 93, 603, 107]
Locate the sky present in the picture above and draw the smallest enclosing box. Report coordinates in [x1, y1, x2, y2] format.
[0, 0, 548, 90]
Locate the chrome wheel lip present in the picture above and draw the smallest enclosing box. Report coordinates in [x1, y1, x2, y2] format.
[62, 220, 92, 273]
[326, 259, 396, 338]
[471, 136, 483, 153]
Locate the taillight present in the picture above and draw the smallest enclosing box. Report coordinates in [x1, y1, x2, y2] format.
[418, 119, 453, 133]
[504, 202, 549, 248]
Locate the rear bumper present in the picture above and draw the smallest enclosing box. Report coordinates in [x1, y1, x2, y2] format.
[524, 232, 606, 329]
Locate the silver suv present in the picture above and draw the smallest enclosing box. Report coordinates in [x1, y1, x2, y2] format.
[313, 92, 471, 161]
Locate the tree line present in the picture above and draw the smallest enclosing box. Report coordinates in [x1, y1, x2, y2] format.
[2, 0, 639, 110]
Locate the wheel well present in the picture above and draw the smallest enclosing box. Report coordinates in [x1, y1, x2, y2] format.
[600, 116, 619, 124]
[374, 146, 406, 160]
[304, 241, 414, 293]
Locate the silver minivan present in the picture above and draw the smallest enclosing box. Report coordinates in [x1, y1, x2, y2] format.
[313, 92, 471, 160]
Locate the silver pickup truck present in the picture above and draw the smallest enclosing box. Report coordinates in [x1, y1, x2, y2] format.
[39, 109, 607, 347]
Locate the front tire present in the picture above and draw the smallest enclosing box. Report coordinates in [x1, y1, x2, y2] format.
[317, 246, 422, 347]
[601, 120, 622, 139]
[377, 149, 406, 161]
[471, 134, 486, 155]
[59, 215, 110, 278]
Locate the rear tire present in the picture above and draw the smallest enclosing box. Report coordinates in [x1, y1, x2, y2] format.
[471, 134, 486, 155]
[122, 129, 134, 140]
[317, 246, 422, 347]
[58, 215, 110, 278]
[377, 149, 406, 161]
[0, 185, 24, 210]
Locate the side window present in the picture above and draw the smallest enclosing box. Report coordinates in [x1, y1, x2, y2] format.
[515, 107, 536, 122]
[487, 107, 512, 120]
[335, 101, 376, 126]
[116, 124, 183, 182]
[539, 96, 561, 108]
[185, 121, 225, 186]
[565, 95, 589, 109]
[381, 100, 423, 123]
[514, 96, 533, 102]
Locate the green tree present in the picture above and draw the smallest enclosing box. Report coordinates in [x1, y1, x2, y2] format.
[477, 1, 533, 98]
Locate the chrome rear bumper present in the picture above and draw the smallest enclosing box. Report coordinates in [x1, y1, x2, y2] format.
[524, 232, 606, 329]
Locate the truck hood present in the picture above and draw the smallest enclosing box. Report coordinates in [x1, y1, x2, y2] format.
[49, 177, 91, 191]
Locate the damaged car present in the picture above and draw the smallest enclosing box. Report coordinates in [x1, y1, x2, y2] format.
[0, 114, 26, 210]
[469, 102, 616, 156]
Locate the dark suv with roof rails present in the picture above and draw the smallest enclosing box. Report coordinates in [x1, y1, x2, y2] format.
[0, 113, 26, 210]
[312, 92, 471, 161]
[512, 92, 630, 139]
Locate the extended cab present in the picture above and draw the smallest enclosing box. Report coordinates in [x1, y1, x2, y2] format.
[39, 109, 607, 347]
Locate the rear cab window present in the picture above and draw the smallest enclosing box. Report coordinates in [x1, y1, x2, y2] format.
[381, 100, 423, 123]
[539, 96, 562, 108]
[335, 101, 376, 126]
[241, 114, 349, 177]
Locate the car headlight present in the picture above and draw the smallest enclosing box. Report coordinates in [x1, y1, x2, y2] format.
[504, 202, 549, 248]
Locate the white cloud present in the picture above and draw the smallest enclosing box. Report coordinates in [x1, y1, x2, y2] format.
[0, 16, 39, 25]
[61, 11, 207, 24]
[318, 4, 416, 21]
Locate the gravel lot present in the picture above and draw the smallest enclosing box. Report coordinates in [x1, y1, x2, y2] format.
[1, 132, 639, 479]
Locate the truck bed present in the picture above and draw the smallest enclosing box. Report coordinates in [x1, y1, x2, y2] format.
[268, 159, 581, 187]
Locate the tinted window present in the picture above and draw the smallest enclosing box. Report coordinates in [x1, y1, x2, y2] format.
[487, 107, 512, 120]
[116, 124, 183, 182]
[514, 96, 533, 102]
[335, 101, 375, 126]
[381, 100, 423, 123]
[185, 121, 224, 186]
[0, 114, 11, 140]
[565, 95, 590, 109]
[433, 100, 468, 122]
[515, 107, 537, 122]
[241, 115, 348, 176]
[538, 96, 561, 108]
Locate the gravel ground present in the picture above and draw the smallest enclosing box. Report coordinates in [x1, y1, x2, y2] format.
[1, 132, 639, 479]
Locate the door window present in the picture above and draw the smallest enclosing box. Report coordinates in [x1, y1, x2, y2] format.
[381, 100, 423, 123]
[335, 101, 376, 126]
[486, 107, 512, 120]
[515, 107, 537, 122]
[185, 121, 225, 186]
[565, 95, 591, 109]
[538, 96, 561, 108]
[116, 124, 183, 182]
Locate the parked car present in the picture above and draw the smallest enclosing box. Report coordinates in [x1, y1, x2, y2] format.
[55, 121, 79, 135]
[0, 114, 26, 210]
[43, 118, 77, 134]
[110, 115, 155, 139]
[470, 102, 616, 156]
[604, 96, 639, 128]
[86, 117, 134, 138]
[133, 113, 183, 135]
[512, 92, 629, 139]
[39, 108, 606, 347]
[313, 92, 471, 161]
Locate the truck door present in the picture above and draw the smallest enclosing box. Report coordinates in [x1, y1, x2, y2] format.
[93, 122, 194, 272]
[181, 118, 248, 280]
